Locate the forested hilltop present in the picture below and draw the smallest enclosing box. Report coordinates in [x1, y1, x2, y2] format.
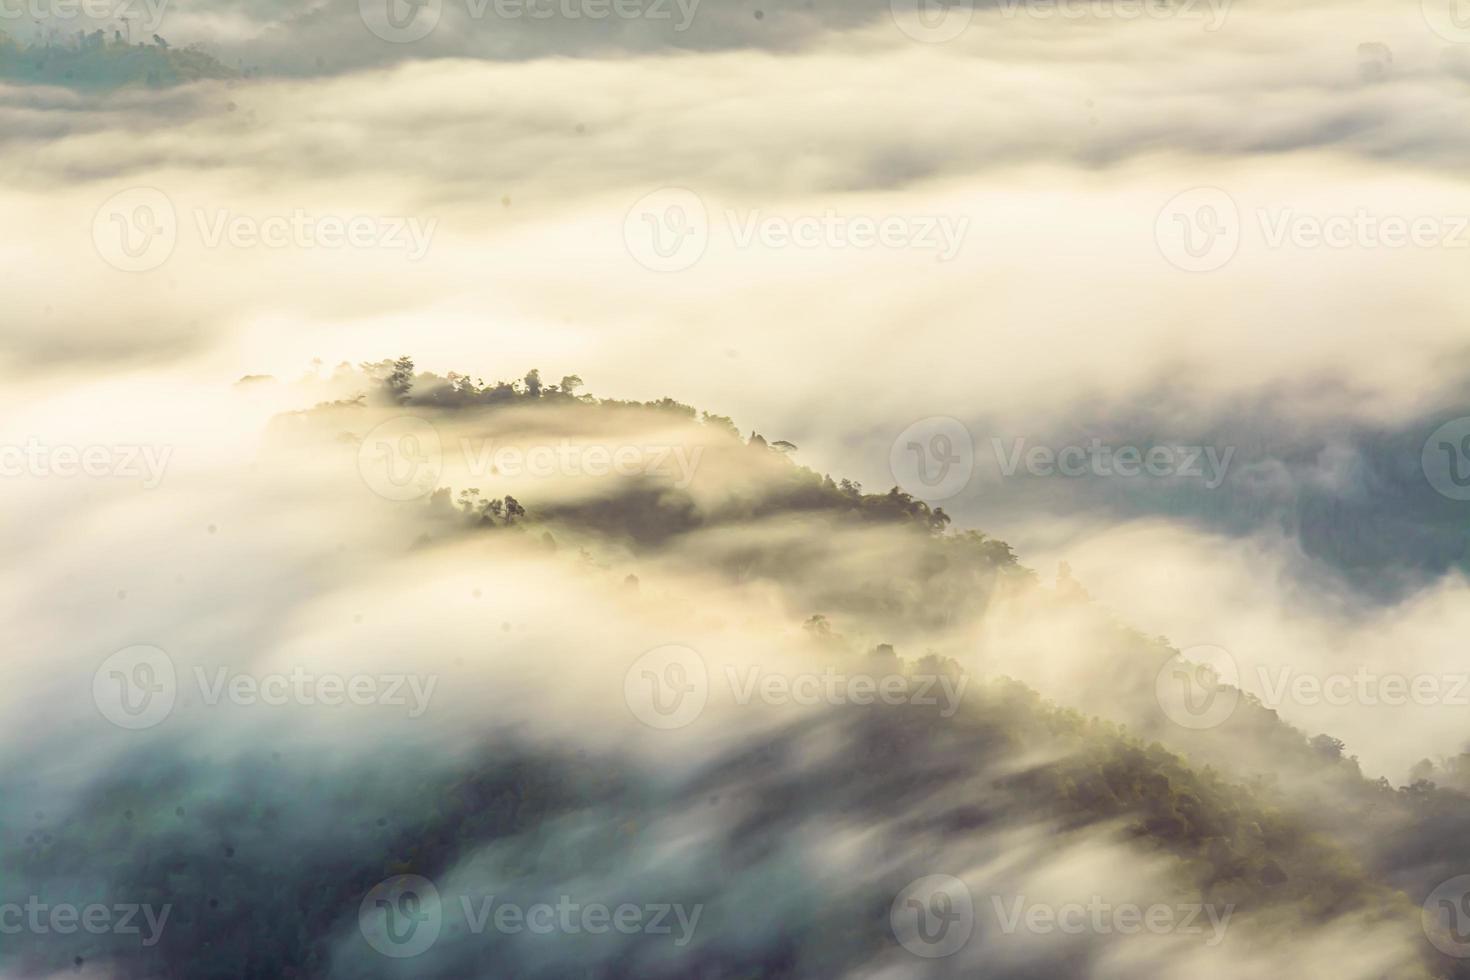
[5, 360, 1467, 978]
[0, 30, 233, 87]
[276, 358, 1470, 977]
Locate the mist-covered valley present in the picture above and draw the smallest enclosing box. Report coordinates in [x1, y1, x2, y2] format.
[8, 0, 1470, 974]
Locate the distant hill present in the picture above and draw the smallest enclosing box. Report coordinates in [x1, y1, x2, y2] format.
[0, 31, 234, 88]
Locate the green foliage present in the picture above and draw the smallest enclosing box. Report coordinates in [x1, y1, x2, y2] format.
[430, 487, 527, 528]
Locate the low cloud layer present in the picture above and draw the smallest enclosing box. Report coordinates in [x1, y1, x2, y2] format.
[6, 2, 1470, 976]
